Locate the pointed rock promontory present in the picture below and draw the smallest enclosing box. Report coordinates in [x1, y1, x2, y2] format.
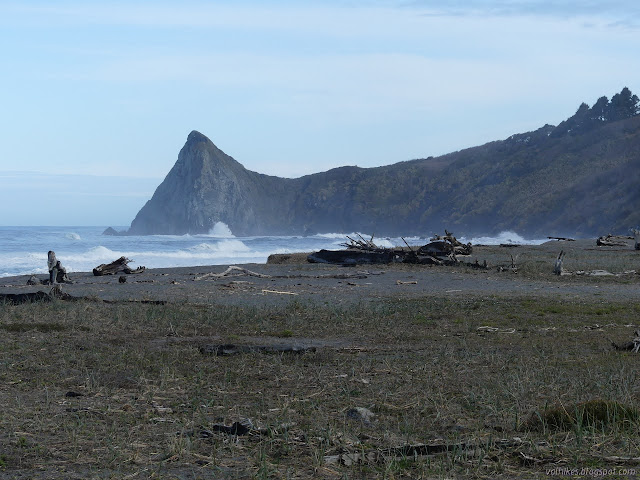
[128, 131, 295, 236]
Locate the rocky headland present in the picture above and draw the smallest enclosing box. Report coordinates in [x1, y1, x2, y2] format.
[121, 89, 640, 238]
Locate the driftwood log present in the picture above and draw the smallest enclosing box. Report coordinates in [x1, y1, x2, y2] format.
[308, 249, 394, 265]
[597, 234, 631, 247]
[199, 344, 316, 356]
[611, 330, 640, 353]
[548, 236, 575, 241]
[93, 257, 145, 276]
[324, 437, 525, 466]
[1, 288, 165, 306]
[0, 291, 52, 305]
[0, 286, 74, 305]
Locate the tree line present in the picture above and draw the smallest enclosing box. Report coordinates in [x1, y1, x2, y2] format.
[553, 87, 640, 136]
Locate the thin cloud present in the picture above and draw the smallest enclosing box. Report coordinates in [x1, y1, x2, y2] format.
[401, 0, 638, 16]
[403, 0, 640, 28]
[5, 1, 640, 30]
[1, 2, 396, 34]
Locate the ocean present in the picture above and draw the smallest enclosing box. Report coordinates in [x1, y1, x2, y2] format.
[0, 224, 548, 278]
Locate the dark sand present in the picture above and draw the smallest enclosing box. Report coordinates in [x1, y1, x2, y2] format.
[2, 239, 639, 305]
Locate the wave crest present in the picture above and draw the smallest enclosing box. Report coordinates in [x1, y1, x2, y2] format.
[207, 222, 235, 238]
[463, 231, 547, 245]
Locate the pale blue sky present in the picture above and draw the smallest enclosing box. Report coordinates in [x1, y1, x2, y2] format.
[1, 1, 639, 225]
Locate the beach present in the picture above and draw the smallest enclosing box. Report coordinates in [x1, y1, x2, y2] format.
[2, 239, 639, 306]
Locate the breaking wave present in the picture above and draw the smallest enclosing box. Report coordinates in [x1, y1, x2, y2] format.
[462, 231, 548, 245]
[188, 240, 250, 253]
[58, 240, 259, 273]
[207, 222, 235, 238]
[0, 239, 264, 277]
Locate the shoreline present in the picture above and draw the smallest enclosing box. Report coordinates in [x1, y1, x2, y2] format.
[2, 240, 640, 306]
[0, 227, 590, 280]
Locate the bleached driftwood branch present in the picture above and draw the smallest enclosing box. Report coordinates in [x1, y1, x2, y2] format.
[553, 250, 566, 275]
[193, 266, 271, 281]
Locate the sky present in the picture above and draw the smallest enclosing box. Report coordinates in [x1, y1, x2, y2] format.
[1, 1, 639, 226]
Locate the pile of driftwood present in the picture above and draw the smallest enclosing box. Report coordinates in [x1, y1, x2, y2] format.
[93, 256, 145, 276]
[422, 230, 473, 256]
[596, 231, 640, 250]
[596, 234, 634, 247]
[308, 231, 474, 266]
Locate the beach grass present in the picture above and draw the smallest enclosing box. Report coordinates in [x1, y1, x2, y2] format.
[1, 292, 640, 479]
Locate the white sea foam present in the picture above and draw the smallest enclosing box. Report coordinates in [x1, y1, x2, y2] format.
[207, 222, 235, 238]
[375, 238, 395, 248]
[54, 240, 257, 272]
[402, 236, 427, 243]
[65, 232, 82, 240]
[0, 253, 49, 277]
[316, 232, 358, 239]
[188, 240, 249, 253]
[462, 231, 547, 245]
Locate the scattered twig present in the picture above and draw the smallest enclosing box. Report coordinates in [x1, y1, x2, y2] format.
[262, 289, 298, 295]
[477, 326, 516, 334]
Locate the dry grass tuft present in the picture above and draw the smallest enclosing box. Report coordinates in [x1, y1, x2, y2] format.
[523, 399, 640, 432]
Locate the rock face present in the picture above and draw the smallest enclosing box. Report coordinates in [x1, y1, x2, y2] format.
[127, 113, 640, 237]
[129, 131, 296, 236]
